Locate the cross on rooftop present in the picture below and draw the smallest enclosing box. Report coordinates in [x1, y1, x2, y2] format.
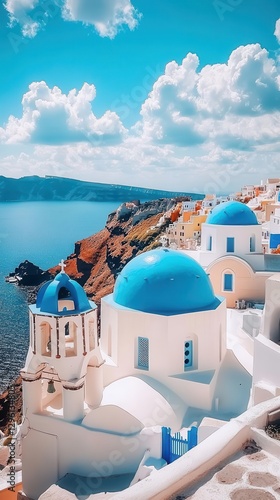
[58, 259, 66, 273]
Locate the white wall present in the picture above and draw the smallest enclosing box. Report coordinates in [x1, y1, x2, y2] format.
[260, 274, 280, 342]
[198, 223, 263, 268]
[21, 410, 162, 499]
[252, 333, 280, 405]
[101, 296, 227, 410]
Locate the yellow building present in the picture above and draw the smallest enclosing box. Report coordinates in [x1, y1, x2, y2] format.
[166, 212, 207, 248]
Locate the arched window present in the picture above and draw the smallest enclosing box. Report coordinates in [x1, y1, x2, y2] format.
[40, 322, 52, 357]
[137, 337, 149, 370]
[65, 321, 77, 357]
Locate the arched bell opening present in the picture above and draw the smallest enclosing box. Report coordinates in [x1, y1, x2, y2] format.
[40, 321, 52, 357]
[41, 365, 62, 415]
[58, 286, 75, 312]
[64, 320, 78, 357]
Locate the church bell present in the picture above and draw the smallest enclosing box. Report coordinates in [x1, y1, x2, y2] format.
[47, 380, 56, 393]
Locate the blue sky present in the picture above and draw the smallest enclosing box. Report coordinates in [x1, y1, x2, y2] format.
[0, 0, 279, 193]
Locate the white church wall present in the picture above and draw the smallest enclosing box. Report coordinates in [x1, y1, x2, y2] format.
[198, 224, 263, 268]
[101, 298, 119, 366]
[101, 297, 226, 412]
[62, 386, 84, 421]
[260, 274, 280, 342]
[22, 379, 42, 415]
[253, 334, 280, 405]
[85, 364, 103, 408]
[83, 405, 144, 434]
[166, 303, 227, 375]
[22, 429, 58, 500]
[22, 412, 162, 499]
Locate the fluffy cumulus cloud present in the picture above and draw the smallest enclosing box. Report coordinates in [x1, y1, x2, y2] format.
[0, 81, 126, 145]
[1, 41, 280, 192]
[4, 0, 42, 37]
[62, 0, 141, 38]
[275, 18, 280, 44]
[4, 0, 141, 38]
[140, 44, 280, 151]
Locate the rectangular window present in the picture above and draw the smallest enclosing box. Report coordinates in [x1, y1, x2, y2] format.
[226, 237, 234, 252]
[207, 235, 212, 251]
[137, 337, 149, 370]
[184, 340, 193, 370]
[224, 273, 233, 291]
[250, 235, 255, 252]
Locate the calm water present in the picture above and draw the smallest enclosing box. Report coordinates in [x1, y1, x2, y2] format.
[0, 201, 120, 392]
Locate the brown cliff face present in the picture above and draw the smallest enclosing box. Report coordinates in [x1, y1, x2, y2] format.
[0, 377, 22, 436]
[49, 199, 176, 303]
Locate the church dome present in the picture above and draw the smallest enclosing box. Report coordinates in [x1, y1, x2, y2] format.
[113, 249, 219, 315]
[36, 271, 93, 315]
[206, 201, 258, 226]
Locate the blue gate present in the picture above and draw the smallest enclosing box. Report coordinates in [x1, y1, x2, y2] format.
[162, 426, 197, 464]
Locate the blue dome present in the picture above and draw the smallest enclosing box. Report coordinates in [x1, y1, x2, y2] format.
[113, 249, 219, 315]
[35, 272, 93, 315]
[206, 201, 258, 226]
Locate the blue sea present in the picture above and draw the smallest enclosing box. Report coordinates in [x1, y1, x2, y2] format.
[0, 201, 121, 392]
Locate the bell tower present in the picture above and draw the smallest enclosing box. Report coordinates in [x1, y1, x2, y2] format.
[21, 260, 104, 422]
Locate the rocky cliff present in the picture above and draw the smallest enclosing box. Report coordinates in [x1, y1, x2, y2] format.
[49, 198, 179, 302]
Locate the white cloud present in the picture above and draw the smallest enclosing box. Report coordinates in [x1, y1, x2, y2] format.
[1, 39, 280, 193]
[275, 18, 280, 44]
[4, 0, 141, 38]
[139, 44, 280, 151]
[1, 137, 279, 194]
[63, 0, 141, 38]
[4, 0, 46, 37]
[0, 81, 126, 145]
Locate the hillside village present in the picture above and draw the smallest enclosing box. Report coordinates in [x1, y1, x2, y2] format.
[1, 178, 280, 499]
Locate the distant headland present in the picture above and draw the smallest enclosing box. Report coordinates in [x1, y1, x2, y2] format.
[0, 175, 203, 202]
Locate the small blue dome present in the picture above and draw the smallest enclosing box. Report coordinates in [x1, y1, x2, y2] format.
[36, 272, 93, 315]
[113, 249, 219, 315]
[206, 201, 258, 226]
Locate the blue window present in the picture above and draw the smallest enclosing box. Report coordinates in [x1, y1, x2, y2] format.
[207, 236, 212, 251]
[250, 235, 255, 252]
[226, 237, 234, 252]
[138, 337, 149, 370]
[184, 340, 193, 370]
[224, 273, 233, 291]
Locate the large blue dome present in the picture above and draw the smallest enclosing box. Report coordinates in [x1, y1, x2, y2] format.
[206, 201, 258, 226]
[113, 249, 219, 315]
[34, 272, 94, 315]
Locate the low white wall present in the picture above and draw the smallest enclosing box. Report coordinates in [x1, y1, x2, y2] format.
[251, 427, 280, 459]
[110, 395, 280, 500]
[198, 417, 227, 443]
